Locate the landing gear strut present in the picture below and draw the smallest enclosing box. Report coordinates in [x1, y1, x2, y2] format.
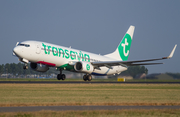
[57, 69, 66, 80]
[83, 74, 92, 81]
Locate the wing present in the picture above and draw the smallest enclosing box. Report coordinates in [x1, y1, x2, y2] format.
[92, 45, 177, 69]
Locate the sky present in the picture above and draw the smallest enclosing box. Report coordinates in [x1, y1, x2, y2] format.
[0, 0, 179, 74]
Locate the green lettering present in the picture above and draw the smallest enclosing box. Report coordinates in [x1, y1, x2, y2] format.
[65, 49, 69, 59]
[84, 54, 90, 62]
[52, 47, 58, 56]
[47, 45, 51, 55]
[70, 51, 76, 60]
[58, 48, 64, 58]
[77, 53, 81, 61]
[78, 51, 84, 61]
[42, 44, 91, 62]
[42, 43, 47, 54]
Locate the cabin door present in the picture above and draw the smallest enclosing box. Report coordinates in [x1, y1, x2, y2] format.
[36, 44, 41, 54]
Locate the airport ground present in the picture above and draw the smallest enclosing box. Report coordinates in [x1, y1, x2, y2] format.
[1, 77, 180, 82]
[0, 109, 180, 117]
[0, 79, 180, 116]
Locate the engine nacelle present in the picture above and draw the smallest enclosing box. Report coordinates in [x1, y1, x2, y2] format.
[74, 61, 94, 74]
[30, 62, 49, 72]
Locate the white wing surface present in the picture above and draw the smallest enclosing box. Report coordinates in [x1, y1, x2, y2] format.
[92, 45, 177, 69]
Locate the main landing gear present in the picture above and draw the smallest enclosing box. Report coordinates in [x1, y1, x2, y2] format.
[57, 69, 66, 80]
[56, 69, 92, 81]
[83, 74, 92, 81]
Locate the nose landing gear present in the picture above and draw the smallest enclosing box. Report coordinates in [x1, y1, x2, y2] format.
[23, 64, 28, 69]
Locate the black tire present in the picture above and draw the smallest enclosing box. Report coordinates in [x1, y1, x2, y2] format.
[61, 74, 66, 80]
[87, 75, 92, 81]
[57, 74, 61, 80]
[23, 65, 28, 69]
[83, 75, 87, 81]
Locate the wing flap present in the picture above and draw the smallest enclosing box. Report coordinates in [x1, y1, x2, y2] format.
[130, 63, 163, 66]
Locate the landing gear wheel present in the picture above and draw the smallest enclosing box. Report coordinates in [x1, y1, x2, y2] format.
[83, 75, 87, 81]
[57, 74, 61, 80]
[61, 74, 66, 80]
[23, 65, 28, 69]
[83, 74, 92, 81]
[57, 69, 66, 81]
[57, 74, 66, 80]
[87, 75, 92, 81]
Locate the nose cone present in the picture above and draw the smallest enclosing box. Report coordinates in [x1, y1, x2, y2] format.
[13, 46, 21, 57]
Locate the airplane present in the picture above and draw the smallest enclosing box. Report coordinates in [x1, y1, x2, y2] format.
[12, 25, 177, 81]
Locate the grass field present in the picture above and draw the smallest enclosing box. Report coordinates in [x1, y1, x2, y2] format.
[0, 83, 180, 116]
[1, 109, 180, 117]
[0, 84, 180, 107]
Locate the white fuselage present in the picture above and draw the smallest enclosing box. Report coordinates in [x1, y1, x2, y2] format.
[13, 40, 127, 76]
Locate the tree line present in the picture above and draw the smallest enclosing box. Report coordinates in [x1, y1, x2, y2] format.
[121, 66, 148, 78]
[0, 62, 149, 78]
[0, 62, 56, 76]
[166, 72, 180, 79]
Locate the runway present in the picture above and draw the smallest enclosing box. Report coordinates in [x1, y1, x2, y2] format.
[0, 106, 180, 112]
[0, 81, 180, 84]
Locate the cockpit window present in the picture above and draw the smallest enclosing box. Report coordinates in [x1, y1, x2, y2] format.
[17, 43, 30, 47]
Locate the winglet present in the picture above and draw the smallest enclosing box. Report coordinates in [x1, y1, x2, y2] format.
[167, 44, 177, 59]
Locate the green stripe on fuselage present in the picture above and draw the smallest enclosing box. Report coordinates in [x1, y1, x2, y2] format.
[57, 64, 75, 71]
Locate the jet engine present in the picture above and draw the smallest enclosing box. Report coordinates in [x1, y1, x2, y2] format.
[30, 62, 49, 72]
[74, 61, 94, 74]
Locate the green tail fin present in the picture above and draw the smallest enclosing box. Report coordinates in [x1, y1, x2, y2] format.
[105, 25, 135, 61]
